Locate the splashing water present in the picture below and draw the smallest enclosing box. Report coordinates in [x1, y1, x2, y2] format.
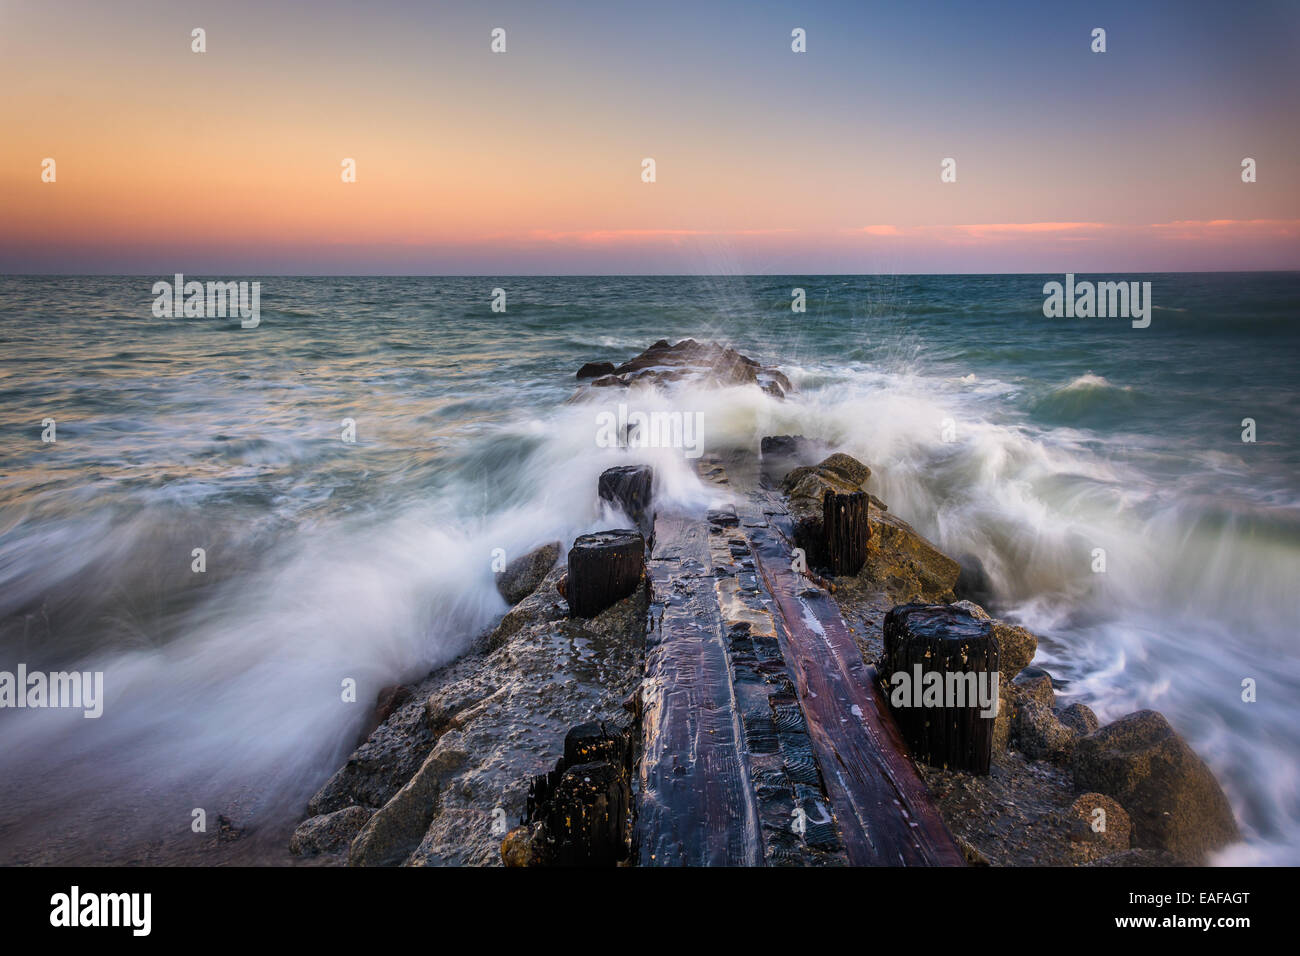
[0, 273, 1296, 863]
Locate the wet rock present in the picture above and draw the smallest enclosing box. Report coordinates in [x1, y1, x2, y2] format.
[216, 814, 243, 843]
[573, 339, 787, 395]
[992, 683, 1014, 752]
[1058, 702, 1100, 736]
[495, 541, 562, 606]
[290, 806, 374, 857]
[1015, 700, 1078, 765]
[347, 729, 470, 867]
[480, 566, 569, 653]
[307, 687, 442, 816]
[1072, 710, 1240, 863]
[1012, 667, 1056, 709]
[989, 621, 1037, 681]
[760, 435, 816, 459]
[956, 834, 991, 866]
[782, 453, 958, 601]
[951, 599, 991, 621]
[818, 453, 871, 486]
[576, 361, 615, 380]
[375, 684, 412, 724]
[1059, 793, 1131, 863]
[994, 669, 1052, 756]
[863, 510, 960, 603]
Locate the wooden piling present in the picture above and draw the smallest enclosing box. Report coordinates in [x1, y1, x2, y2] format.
[566, 530, 645, 618]
[882, 603, 999, 775]
[822, 490, 870, 576]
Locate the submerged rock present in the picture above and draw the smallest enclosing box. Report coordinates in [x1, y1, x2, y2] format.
[1072, 710, 1240, 863]
[495, 541, 561, 606]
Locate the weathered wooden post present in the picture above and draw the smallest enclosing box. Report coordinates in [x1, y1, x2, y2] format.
[566, 530, 645, 618]
[882, 603, 999, 774]
[822, 490, 870, 575]
[598, 464, 654, 539]
[504, 721, 635, 867]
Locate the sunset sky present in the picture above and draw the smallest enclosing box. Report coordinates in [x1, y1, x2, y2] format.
[2, 0, 1298, 274]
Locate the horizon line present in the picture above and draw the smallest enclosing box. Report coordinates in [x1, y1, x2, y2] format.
[5, 269, 1299, 279]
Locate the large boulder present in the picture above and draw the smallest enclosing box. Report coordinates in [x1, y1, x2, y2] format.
[495, 541, 561, 606]
[1072, 710, 1240, 863]
[864, 509, 960, 603]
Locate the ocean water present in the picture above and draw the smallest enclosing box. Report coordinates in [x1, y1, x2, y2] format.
[0, 273, 1297, 864]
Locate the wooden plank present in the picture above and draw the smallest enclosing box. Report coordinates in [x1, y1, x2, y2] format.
[637, 513, 763, 866]
[749, 521, 965, 866]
